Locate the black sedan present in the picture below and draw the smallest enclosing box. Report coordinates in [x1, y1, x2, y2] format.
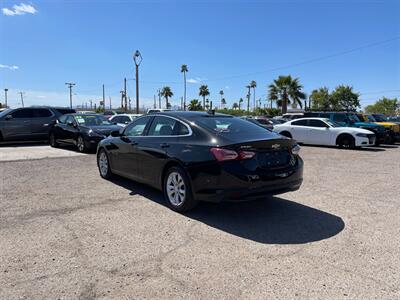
[50, 113, 122, 152]
[96, 111, 303, 212]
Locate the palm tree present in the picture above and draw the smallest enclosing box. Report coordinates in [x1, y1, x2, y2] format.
[268, 75, 306, 114]
[221, 98, 226, 109]
[219, 90, 224, 108]
[250, 80, 257, 110]
[188, 99, 202, 111]
[239, 98, 244, 110]
[246, 85, 251, 113]
[232, 102, 239, 110]
[181, 64, 188, 110]
[199, 85, 210, 110]
[160, 86, 173, 108]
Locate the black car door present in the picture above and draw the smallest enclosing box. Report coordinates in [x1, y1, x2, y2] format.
[1, 108, 32, 140]
[63, 115, 79, 144]
[136, 116, 190, 187]
[110, 116, 153, 180]
[31, 108, 55, 138]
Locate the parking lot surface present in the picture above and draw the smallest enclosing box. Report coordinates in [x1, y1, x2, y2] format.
[1, 145, 399, 299]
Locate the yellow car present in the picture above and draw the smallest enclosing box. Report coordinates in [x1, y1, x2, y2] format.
[358, 114, 400, 144]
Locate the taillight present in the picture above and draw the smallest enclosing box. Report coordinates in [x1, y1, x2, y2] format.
[210, 148, 255, 161]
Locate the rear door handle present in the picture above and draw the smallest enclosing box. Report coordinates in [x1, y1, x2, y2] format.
[160, 143, 170, 148]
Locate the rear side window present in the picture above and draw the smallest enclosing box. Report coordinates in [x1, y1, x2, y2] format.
[124, 116, 152, 136]
[333, 114, 347, 122]
[309, 119, 328, 128]
[32, 109, 53, 118]
[10, 109, 32, 118]
[292, 119, 308, 126]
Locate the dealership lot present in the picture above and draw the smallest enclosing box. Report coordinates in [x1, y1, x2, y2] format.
[1, 145, 399, 299]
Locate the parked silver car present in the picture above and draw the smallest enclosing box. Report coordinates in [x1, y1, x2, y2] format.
[0, 107, 75, 142]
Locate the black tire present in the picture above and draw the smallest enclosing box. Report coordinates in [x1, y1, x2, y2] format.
[49, 132, 59, 148]
[337, 134, 355, 149]
[280, 131, 292, 138]
[97, 148, 113, 179]
[163, 166, 198, 212]
[76, 135, 89, 153]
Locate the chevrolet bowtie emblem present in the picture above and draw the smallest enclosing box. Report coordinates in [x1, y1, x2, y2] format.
[271, 144, 280, 149]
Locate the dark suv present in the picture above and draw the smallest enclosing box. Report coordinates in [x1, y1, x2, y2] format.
[303, 111, 387, 145]
[0, 107, 76, 142]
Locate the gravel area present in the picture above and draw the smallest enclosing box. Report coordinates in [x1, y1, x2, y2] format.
[0, 145, 399, 299]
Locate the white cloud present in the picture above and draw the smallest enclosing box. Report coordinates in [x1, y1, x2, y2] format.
[0, 64, 19, 70]
[187, 77, 207, 84]
[225, 86, 230, 90]
[2, 3, 37, 16]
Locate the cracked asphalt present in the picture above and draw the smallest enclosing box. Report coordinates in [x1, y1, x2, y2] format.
[0, 144, 399, 299]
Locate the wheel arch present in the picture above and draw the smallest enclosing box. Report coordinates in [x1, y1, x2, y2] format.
[279, 130, 292, 138]
[160, 159, 188, 190]
[336, 132, 354, 145]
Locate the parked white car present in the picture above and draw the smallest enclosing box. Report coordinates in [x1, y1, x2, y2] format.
[273, 117, 376, 148]
[109, 114, 142, 127]
[147, 109, 172, 114]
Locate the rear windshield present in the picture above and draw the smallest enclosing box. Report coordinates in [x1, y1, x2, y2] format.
[75, 115, 112, 126]
[195, 116, 271, 136]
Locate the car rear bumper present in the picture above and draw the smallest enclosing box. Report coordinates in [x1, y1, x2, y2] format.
[189, 157, 304, 202]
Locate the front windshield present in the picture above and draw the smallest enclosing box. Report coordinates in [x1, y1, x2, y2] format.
[349, 114, 360, 122]
[75, 115, 113, 126]
[0, 109, 12, 118]
[324, 119, 341, 127]
[373, 115, 387, 122]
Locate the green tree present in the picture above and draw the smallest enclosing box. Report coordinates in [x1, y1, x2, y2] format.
[181, 64, 188, 110]
[250, 80, 257, 110]
[239, 98, 244, 110]
[160, 86, 173, 109]
[219, 90, 224, 108]
[199, 85, 210, 110]
[365, 97, 398, 115]
[246, 85, 251, 113]
[268, 75, 306, 114]
[310, 87, 331, 110]
[330, 85, 360, 111]
[188, 99, 202, 111]
[232, 102, 239, 110]
[221, 98, 226, 109]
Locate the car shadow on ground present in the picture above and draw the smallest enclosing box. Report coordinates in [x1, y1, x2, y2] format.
[110, 176, 345, 245]
[0, 141, 48, 147]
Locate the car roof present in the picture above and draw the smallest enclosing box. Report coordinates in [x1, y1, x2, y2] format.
[290, 117, 328, 121]
[152, 111, 232, 121]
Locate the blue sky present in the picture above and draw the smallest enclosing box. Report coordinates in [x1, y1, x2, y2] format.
[0, 0, 399, 109]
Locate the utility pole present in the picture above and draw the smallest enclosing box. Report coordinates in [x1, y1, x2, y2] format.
[154, 95, 156, 109]
[90, 100, 93, 110]
[120, 91, 124, 110]
[109, 96, 112, 109]
[102, 84, 105, 111]
[129, 97, 132, 111]
[18, 92, 25, 107]
[4, 89, 8, 108]
[65, 82, 76, 109]
[158, 89, 161, 109]
[133, 50, 142, 114]
[124, 78, 127, 112]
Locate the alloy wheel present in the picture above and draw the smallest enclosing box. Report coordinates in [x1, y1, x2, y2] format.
[166, 172, 186, 206]
[98, 151, 109, 177]
[77, 136, 85, 152]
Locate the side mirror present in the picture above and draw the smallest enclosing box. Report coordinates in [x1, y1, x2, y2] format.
[67, 121, 74, 127]
[5, 115, 12, 120]
[110, 130, 121, 137]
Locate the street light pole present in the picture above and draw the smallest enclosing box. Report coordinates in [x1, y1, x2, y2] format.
[65, 82, 76, 109]
[18, 92, 25, 107]
[133, 50, 142, 114]
[4, 89, 8, 108]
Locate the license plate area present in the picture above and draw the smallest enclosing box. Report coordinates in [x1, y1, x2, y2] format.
[257, 150, 292, 168]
